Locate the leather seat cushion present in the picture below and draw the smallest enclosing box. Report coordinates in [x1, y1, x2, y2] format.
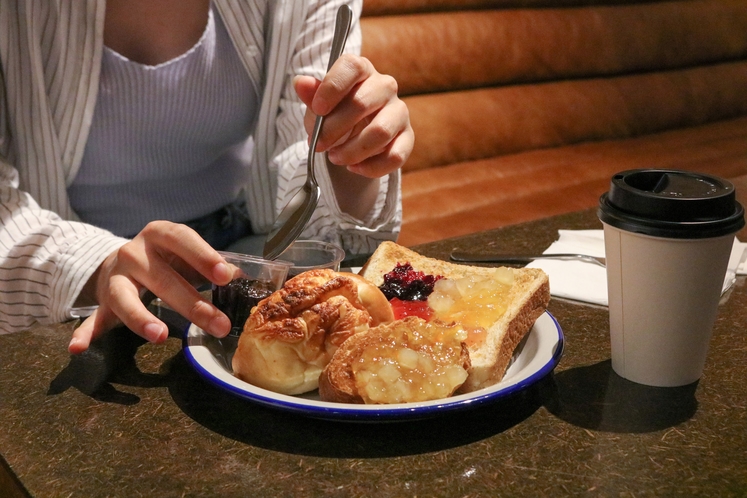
[398, 116, 747, 246]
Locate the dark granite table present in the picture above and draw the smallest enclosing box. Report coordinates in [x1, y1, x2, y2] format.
[2, 209, 747, 497]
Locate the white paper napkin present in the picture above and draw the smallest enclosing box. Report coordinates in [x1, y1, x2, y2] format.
[526, 230, 747, 306]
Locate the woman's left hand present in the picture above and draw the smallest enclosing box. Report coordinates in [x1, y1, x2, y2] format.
[293, 54, 414, 179]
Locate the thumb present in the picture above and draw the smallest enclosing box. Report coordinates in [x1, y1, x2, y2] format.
[69, 309, 109, 354]
[293, 75, 322, 111]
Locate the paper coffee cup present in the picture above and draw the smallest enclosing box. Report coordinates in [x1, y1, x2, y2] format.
[598, 169, 744, 387]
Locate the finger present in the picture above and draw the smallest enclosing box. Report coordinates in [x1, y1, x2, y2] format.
[328, 97, 411, 169]
[69, 309, 101, 354]
[131, 267, 231, 339]
[113, 243, 231, 338]
[109, 222, 232, 338]
[345, 124, 415, 178]
[68, 306, 132, 354]
[293, 75, 320, 109]
[99, 273, 171, 343]
[139, 222, 233, 286]
[316, 74, 399, 153]
[295, 76, 322, 137]
[311, 54, 373, 117]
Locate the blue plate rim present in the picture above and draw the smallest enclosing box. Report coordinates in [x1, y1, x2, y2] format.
[182, 311, 564, 422]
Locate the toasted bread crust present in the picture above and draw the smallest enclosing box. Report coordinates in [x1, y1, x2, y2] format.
[359, 241, 550, 393]
[458, 274, 549, 392]
[361, 241, 541, 283]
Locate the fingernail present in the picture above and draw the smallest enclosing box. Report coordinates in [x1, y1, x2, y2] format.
[143, 322, 166, 342]
[209, 315, 231, 337]
[214, 262, 231, 281]
[68, 337, 82, 353]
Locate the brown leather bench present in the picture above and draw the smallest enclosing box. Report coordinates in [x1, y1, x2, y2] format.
[360, 0, 747, 246]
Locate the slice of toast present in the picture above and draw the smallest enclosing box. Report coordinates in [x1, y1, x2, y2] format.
[359, 241, 550, 393]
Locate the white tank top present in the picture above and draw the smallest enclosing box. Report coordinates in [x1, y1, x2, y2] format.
[69, 5, 258, 236]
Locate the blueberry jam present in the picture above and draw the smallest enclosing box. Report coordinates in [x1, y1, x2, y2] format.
[379, 262, 443, 301]
[212, 278, 274, 333]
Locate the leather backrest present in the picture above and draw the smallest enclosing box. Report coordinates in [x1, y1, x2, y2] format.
[361, 0, 747, 172]
[363, 0, 657, 16]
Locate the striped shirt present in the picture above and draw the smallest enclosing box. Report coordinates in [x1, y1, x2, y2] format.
[0, 0, 402, 333]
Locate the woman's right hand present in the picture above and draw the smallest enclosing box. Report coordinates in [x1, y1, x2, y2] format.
[68, 221, 234, 354]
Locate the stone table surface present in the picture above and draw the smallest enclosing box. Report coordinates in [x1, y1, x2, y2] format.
[2, 209, 746, 497]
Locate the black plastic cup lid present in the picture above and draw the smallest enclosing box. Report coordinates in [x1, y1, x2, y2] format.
[597, 169, 745, 239]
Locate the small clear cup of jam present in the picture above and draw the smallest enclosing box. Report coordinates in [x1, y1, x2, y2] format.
[212, 252, 292, 335]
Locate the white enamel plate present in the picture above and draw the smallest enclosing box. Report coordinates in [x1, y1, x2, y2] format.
[183, 311, 563, 422]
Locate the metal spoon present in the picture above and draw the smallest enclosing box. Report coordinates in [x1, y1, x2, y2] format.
[450, 251, 607, 268]
[263, 4, 353, 260]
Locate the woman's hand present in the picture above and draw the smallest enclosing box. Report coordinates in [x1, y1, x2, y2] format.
[293, 54, 414, 179]
[68, 221, 234, 354]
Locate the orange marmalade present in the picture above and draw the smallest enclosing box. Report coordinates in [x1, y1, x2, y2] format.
[351, 318, 469, 404]
[427, 267, 514, 346]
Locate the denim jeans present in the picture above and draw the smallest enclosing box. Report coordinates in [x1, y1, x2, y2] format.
[182, 198, 254, 251]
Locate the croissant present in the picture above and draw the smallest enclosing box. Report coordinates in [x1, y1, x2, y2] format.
[231, 269, 394, 395]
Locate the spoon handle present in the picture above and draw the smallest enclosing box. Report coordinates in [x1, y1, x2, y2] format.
[307, 5, 353, 183]
[327, 5, 353, 72]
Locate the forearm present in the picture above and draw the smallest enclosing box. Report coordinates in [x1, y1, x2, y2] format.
[0, 177, 127, 332]
[75, 264, 103, 308]
[325, 156, 380, 219]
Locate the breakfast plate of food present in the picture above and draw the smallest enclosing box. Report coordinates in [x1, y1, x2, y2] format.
[183, 242, 564, 421]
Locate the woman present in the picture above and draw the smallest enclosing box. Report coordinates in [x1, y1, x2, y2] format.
[0, 0, 413, 351]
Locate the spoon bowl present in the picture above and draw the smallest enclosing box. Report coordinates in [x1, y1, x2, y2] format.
[263, 5, 353, 260]
[263, 182, 321, 261]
